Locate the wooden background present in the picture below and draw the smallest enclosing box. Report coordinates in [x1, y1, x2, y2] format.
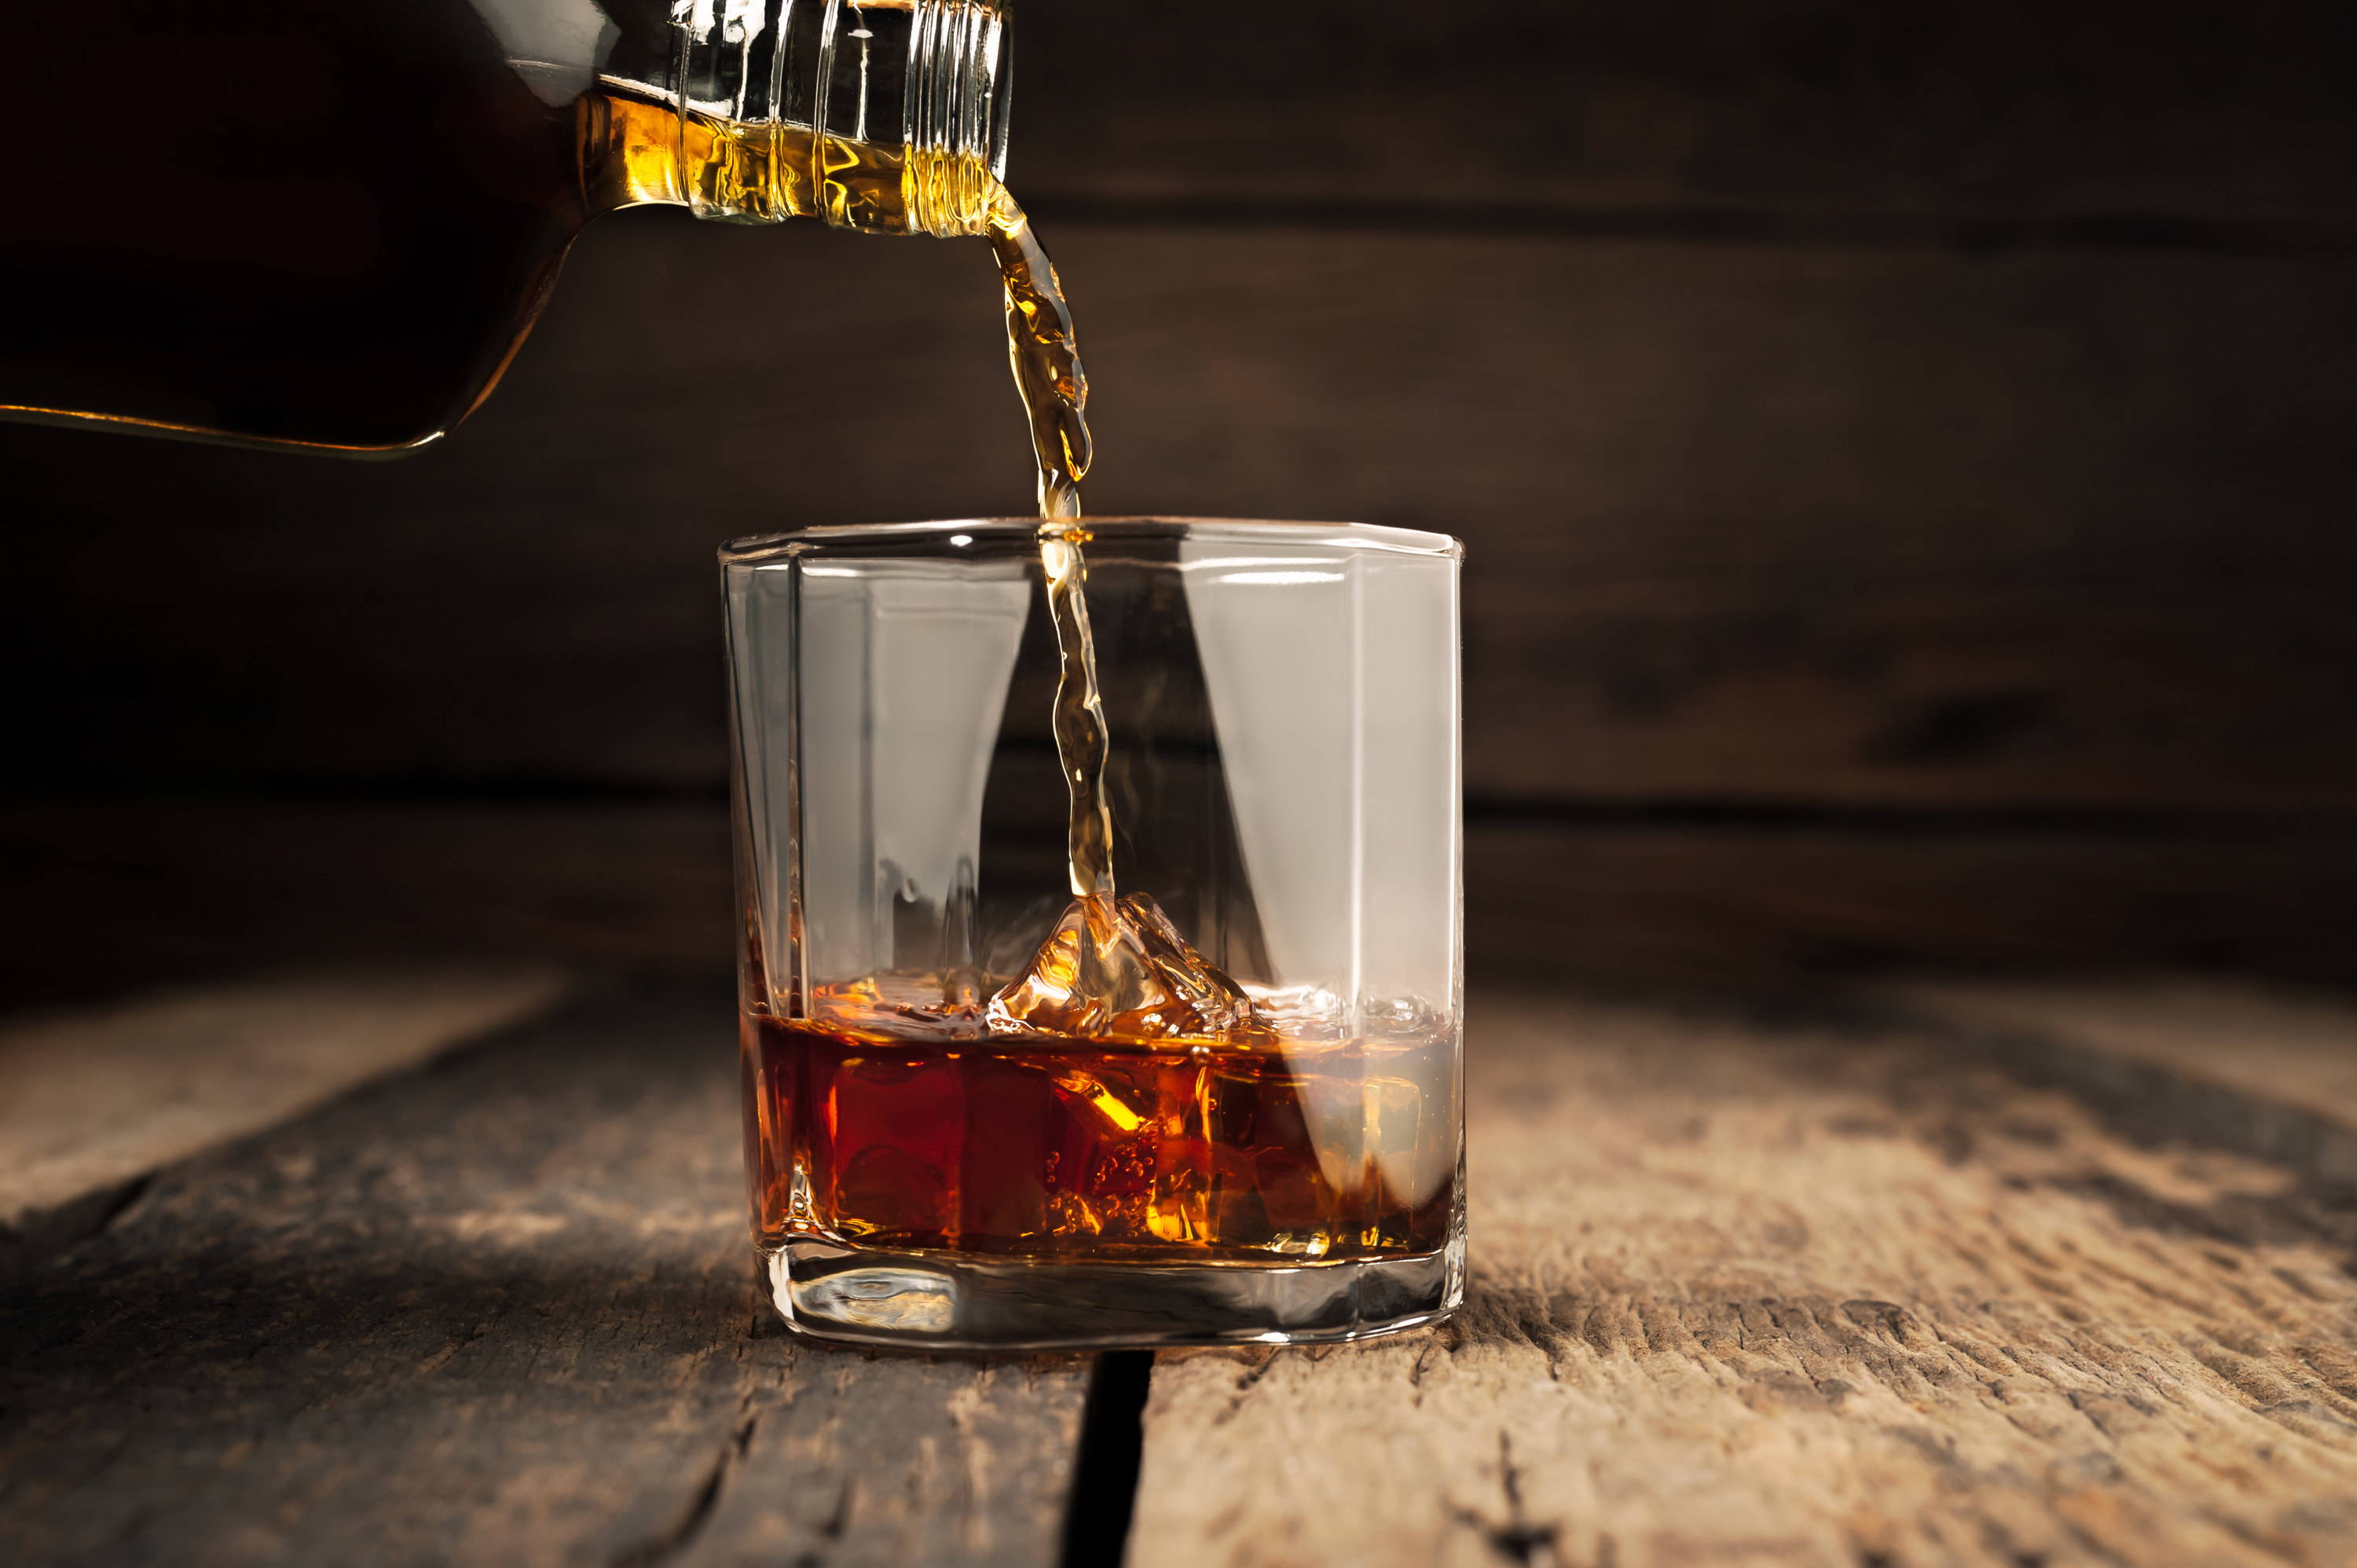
[5, 0, 2355, 1005]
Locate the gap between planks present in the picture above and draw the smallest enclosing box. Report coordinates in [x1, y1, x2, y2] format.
[0, 989, 1095, 1566]
[0, 967, 569, 1269]
[10, 976, 2356, 1565]
[1129, 982, 2357, 1568]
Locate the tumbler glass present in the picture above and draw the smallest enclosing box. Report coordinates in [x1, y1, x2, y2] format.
[721, 518, 1463, 1349]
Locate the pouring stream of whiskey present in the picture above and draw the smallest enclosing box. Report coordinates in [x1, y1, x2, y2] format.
[980, 189, 1256, 1039]
[987, 187, 1112, 899]
[988, 187, 1091, 522]
[1037, 533, 1116, 898]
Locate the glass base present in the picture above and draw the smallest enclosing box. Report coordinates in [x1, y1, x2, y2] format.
[758, 1236, 1466, 1351]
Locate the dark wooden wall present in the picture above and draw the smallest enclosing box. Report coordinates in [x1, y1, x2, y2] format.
[6, 0, 2355, 1002]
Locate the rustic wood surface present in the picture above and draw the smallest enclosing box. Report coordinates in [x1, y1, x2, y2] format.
[9, 980, 2357, 1565]
[0, 989, 1091, 1568]
[1131, 989, 2357, 1568]
[5, 4, 2355, 994]
[1466, 823, 2357, 987]
[0, 800, 734, 997]
[0, 969, 564, 1266]
[1014, 0, 2357, 226]
[7, 210, 2357, 997]
[8, 221, 2354, 812]
[1893, 980, 2357, 1185]
[14, 801, 2357, 1006]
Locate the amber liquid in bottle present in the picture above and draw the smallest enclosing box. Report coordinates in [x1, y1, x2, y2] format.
[740, 195, 1461, 1268]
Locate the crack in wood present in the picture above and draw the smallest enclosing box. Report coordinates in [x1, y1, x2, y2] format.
[0, 993, 1095, 1565]
[608, 1410, 760, 1568]
[1444, 1431, 1571, 1566]
[1129, 995, 2357, 1566]
[1060, 1353, 1153, 1568]
[1211, 1353, 1276, 1426]
[1488, 1431, 1561, 1566]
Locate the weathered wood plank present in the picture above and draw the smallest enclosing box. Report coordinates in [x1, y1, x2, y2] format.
[1045, 231, 2357, 816]
[0, 800, 734, 1006]
[1130, 993, 2357, 1566]
[12, 803, 2357, 1007]
[0, 970, 565, 1266]
[1894, 980, 2357, 1182]
[1468, 822, 2357, 987]
[0, 991, 1091, 1566]
[5, 219, 2353, 815]
[1904, 981, 2357, 1134]
[1014, 0, 2357, 228]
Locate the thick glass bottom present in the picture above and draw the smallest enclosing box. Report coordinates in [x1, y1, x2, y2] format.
[759, 1235, 1466, 1351]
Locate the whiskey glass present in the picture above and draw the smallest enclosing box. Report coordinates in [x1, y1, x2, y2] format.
[721, 518, 1464, 1349]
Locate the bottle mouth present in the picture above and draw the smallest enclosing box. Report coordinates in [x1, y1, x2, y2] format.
[893, 0, 1014, 235]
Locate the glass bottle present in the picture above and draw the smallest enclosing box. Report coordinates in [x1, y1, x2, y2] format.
[0, 0, 1011, 454]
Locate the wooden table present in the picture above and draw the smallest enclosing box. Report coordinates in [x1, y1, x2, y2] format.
[6, 976, 2357, 1566]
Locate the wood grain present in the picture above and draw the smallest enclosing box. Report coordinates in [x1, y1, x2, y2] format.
[11, 802, 2357, 1007]
[1130, 993, 2357, 1566]
[10, 980, 2357, 1563]
[0, 969, 564, 1264]
[1467, 822, 2357, 986]
[1901, 981, 2357, 1137]
[0, 990, 1092, 1567]
[1893, 980, 2357, 1183]
[6, 5, 2354, 988]
[1013, 0, 2357, 229]
[5, 218, 2353, 815]
[0, 799, 735, 1004]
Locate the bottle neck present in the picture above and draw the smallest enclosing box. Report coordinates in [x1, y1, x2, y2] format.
[576, 0, 1011, 236]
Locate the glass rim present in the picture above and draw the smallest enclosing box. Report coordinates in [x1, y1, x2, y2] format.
[718, 516, 1465, 566]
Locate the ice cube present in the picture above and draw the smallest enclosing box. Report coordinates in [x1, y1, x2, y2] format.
[986, 892, 1262, 1042]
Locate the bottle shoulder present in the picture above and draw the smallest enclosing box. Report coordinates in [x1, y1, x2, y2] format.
[0, 0, 589, 451]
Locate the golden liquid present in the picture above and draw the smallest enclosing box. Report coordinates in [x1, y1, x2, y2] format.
[0, 66, 995, 452]
[1036, 529, 1115, 898]
[585, 93, 970, 234]
[594, 99, 1132, 982]
[985, 189, 1092, 518]
[744, 1008, 1456, 1262]
[594, 95, 1126, 940]
[739, 159, 1460, 1266]
[968, 186, 1264, 1039]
